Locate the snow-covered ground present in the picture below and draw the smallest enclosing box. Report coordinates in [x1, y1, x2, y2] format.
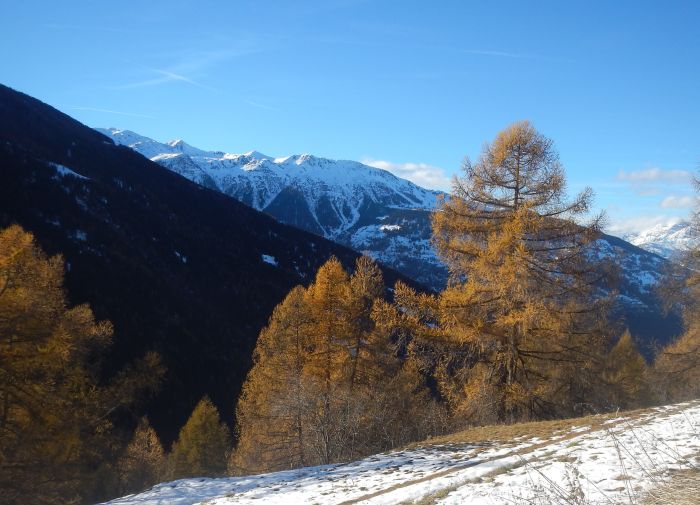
[104, 400, 700, 505]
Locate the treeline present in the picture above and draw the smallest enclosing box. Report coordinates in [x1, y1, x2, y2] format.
[3, 121, 700, 504]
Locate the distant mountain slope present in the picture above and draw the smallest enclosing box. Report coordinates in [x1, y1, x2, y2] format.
[101, 128, 683, 352]
[0, 84, 416, 444]
[624, 220, 696, 258]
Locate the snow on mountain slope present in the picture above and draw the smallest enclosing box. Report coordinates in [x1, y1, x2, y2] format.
[103, 400, 700, 505]
[98, 128, 439, 240]
[624, 220, 696, 258]
[97, 128, 683, 348]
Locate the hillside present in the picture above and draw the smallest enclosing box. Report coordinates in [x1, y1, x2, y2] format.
[0, 84, 416, 444]
[99, 128, 683, 351]
[103, 399, 700, 504]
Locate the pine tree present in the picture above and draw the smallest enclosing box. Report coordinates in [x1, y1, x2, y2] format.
[118, 418, 166, 494]
[431, 121, 609, 421]
[170, 397, 231, 479]
[0, 225, 163, 505]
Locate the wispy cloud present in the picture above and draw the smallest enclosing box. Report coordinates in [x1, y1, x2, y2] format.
[617, 167, 691, 183]
[362, 158, 451, 191]
[243, 99, 279, 112]
[604, 166, 695, 234]
[661, 195, 696, 209]
[114, 44, 262, 92]
[615, 167, 693, 197]
[62, 106, 157, 119]
[114, 64, 216, 91]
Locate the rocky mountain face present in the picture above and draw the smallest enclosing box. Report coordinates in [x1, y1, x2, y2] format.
[99, 128, 684, 352]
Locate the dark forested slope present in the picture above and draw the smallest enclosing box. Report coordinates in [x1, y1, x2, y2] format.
[0, 84, 416, 443]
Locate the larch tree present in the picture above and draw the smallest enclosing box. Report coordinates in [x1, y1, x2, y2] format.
[230, 286, 314, 474]
[303, 257, 354, 464]
[170, 396, 231, 479]
[431, 121, 610, 422]
[232, 256, 439, 474]
[345, 256, 386, 390]
[0, 225, 162, 505]
[602, 331, 651, 410]
[654, 175, 700, 402]
[118, 417, 166, 494]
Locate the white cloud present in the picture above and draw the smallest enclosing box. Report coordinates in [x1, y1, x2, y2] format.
[617, 167, 691, 183]
[660, 195, 696, 208]
[614, 167, 694, 198]
[362, 158, 451, 191]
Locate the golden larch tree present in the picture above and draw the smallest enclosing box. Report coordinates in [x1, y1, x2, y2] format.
[0, 225, 162, 505]
[230, 285, 314, 474]
[431, 121, 609, 421]
[170, 396, 231, 479]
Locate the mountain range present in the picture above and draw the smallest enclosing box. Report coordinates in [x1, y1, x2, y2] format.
[99, 128, 684, 352]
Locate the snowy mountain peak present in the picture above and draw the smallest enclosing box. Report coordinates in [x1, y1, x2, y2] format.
[624, 220, 697, 258]
[98, 127, 441, 239]
[166, 139, 209, 157]
[243, 150, 273, 160]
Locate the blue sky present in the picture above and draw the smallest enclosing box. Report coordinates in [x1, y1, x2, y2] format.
[2, 0, 698, 234]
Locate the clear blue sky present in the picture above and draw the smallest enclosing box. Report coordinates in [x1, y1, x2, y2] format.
[2, 0, 698, 234]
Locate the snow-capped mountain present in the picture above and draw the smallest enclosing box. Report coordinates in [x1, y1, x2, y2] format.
[98, 128, 683, 350]
[624, 220, 696, 258]
[98, 128, 439, 240]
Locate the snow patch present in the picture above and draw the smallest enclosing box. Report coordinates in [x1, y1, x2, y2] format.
[262, 254, 278, 266]
[49, 162, 89, 180]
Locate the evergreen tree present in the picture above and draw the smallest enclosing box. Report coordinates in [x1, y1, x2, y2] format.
[118, 418, 166, 494]
[170, 396, 231, 479]
[0, 225, 162, 505]
[431, 121, 610, 421]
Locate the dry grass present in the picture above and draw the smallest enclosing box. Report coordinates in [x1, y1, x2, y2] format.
[407, 406, 661, 450]
[641, 468, 700, 504]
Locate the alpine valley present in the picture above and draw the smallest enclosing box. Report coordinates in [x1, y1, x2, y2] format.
[99, 127, 684, 353]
